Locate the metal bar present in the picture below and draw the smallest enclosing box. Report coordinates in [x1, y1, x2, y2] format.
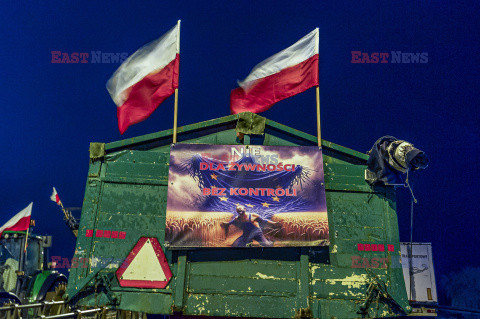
[298, 253, 310, 309]
[59, 201, 78, 237]
[36, 307, 104, 319]
[172, 20, 180, 144]
[172, 88, 179, 143]
[24, 227, 29, 253]
[20, 301, 65, 309]
[409, 196, 415, 301]
[0, 301, 66, 311]
[316, 86, 321, 147]
[15, 234, 26, 297]
[173, 253, 187, 311]
[0, 305, 15, 311]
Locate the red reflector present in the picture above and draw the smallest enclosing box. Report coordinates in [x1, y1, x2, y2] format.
[427, 309, 436, 313]
[119, 231, 126, 239]
[111, 231, 119, 239]
[357, 244, 364, 251]
[388, 244, 394, 252]
[103, 230, 111, 238]
[372, 244, 377, 251]
[378, 244, 385, 251]
[95, 230, 103, 237]
[85, 229, 93, 237]
[116, 237, 172, 289]
[365, 244, 371, 251]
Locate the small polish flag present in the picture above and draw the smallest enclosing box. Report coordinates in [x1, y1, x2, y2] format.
[230, 28, 319, 114]
[107, 21, 181, 134]
[50, 187, 62, 206]
[0, 203, 33, 237]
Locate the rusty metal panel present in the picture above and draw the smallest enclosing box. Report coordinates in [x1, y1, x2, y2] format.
[184, 294, 298, 318]
[67, 114, 410, 318]
[187, 260, 298, 296]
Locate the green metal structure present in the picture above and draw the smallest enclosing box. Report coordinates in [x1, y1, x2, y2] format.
[67, 113, 410, 318]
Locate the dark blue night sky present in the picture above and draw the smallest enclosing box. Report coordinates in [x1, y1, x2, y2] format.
[1, 1, 479, 305]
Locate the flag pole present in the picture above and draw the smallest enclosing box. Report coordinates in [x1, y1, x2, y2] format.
[59, 201, 78, 237]
[173, 88, 179, 143]
[172, 20, 181, 144]
[24, 226, 29, 253]
[314, 28, 321, 148]
[316, 86, 321, 147]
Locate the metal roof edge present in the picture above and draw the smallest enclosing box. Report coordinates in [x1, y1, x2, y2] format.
[105, 114, 237, 150]
[105, 114, 368, 161]
[264, 119, 368, 161]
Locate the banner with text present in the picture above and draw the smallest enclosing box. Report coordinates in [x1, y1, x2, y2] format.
[165, 144, 328, 248]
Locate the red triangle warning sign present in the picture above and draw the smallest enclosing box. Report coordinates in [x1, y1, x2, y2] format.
[116, 237, 172, 288]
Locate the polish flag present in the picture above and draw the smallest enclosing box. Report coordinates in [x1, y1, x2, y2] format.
[0, 203, 33, 237]
[230, 28, 319, 114]
[50, 187, 62, 206]
[107, 21, 181, 134]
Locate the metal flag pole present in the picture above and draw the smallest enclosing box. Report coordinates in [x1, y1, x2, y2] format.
[173, 20, 181, 144]
[59, 201, 78, 237]
[316, 86, 321, 147]
[407, 172, 417, 301]
[173, 88, 179, 143]
[314, 28, 321, 148]
[409, 183, 415, 301]
[24, 226, 29, 253]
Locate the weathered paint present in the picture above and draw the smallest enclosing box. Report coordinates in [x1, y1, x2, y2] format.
[66, 113, 410, 318]
[323, 273, 368, 289]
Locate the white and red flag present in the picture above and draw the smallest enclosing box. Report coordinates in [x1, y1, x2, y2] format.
[0, 203, 33, 237]
[50, 187, 62, 206]
[230, 28, 319, 114]
[107, 21, 181, 134]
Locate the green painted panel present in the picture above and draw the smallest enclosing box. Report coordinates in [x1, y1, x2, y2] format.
[324, 163, 371, 192]
[188, 260, 297, 278]
[67, 114, 410, 318]
[188, 275, 297, 296]
[99, 183, 166, 217]
[184, 293, 298, 318]
[331, 210, 385, 228]
[181, 129, 240, 145]
[119, 292, 174, 313]
[263, 133, 300, 147]
[310, 267, 386, 299]
[334, 225, 385, 242]
[317, 298, 394, 319]
[187, 259, 298, 296]
[88, 160, 102, 177]
[105, 151, 169, 183]
[67, 177, 102, 291]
